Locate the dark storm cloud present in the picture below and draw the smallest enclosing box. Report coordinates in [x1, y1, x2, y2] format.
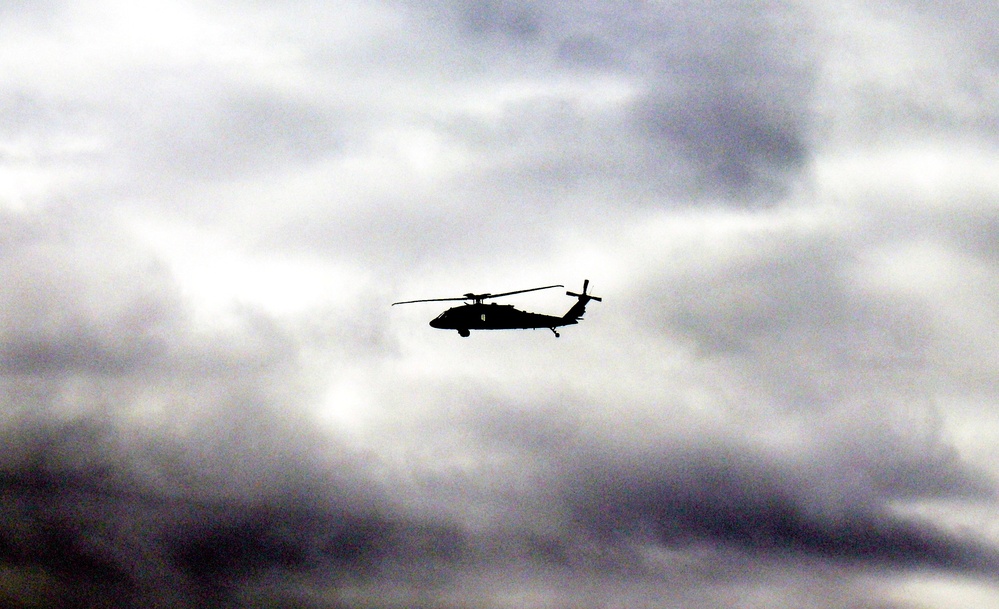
[629, 2, 815, 200]
[0, 416, 472, 608]
[459, 0, 543, 40]
[636, 90, 810, 200]
[439, 384, 998, 574]
[397, 0, 817, 202]
[4, 366, 994, 608]
[447, 350, 996, 579]
[409, 0, 640, 65]
[560, 443, 998, 575]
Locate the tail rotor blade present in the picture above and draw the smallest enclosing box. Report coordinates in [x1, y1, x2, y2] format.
[567, 279, 601, 301]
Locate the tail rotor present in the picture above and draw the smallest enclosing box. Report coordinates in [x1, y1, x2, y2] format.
[562, 279, 602, 322]
[566, 279, 602, 302]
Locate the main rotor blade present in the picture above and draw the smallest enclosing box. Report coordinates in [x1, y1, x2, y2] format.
[485, 284, 564, 299]
[392, 284, 563, 306]
[392, 296, 472, 306]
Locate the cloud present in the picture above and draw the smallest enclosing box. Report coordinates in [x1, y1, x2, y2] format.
[2, 386, 996, 608]
[2, 0, 999, 607]
[382, 0, 817, 204]
[132, 85, 342, 183]
[0, 415, 415, 608]
[560, 441, 997, 572]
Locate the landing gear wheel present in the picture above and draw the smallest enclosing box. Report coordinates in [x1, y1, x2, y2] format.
[458, 328, 470, 337]
[550, 328, 560, 337]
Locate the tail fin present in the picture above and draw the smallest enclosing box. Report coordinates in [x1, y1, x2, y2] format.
[563, 279, 602, 321]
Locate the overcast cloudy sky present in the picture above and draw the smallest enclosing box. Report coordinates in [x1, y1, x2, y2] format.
[2, 0, 998, 607]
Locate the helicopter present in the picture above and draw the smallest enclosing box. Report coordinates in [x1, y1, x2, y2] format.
[393, 280, 602, 337]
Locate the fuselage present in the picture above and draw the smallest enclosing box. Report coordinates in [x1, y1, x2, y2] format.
[429, 303, 576, 331]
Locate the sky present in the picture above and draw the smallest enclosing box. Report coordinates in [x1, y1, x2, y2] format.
[1, 0, 998, 607]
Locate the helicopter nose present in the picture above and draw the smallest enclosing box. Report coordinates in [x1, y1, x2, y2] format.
[429, 318, 441, 328]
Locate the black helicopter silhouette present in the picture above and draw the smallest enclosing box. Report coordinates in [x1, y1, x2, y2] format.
[393, 280, 601, 337]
